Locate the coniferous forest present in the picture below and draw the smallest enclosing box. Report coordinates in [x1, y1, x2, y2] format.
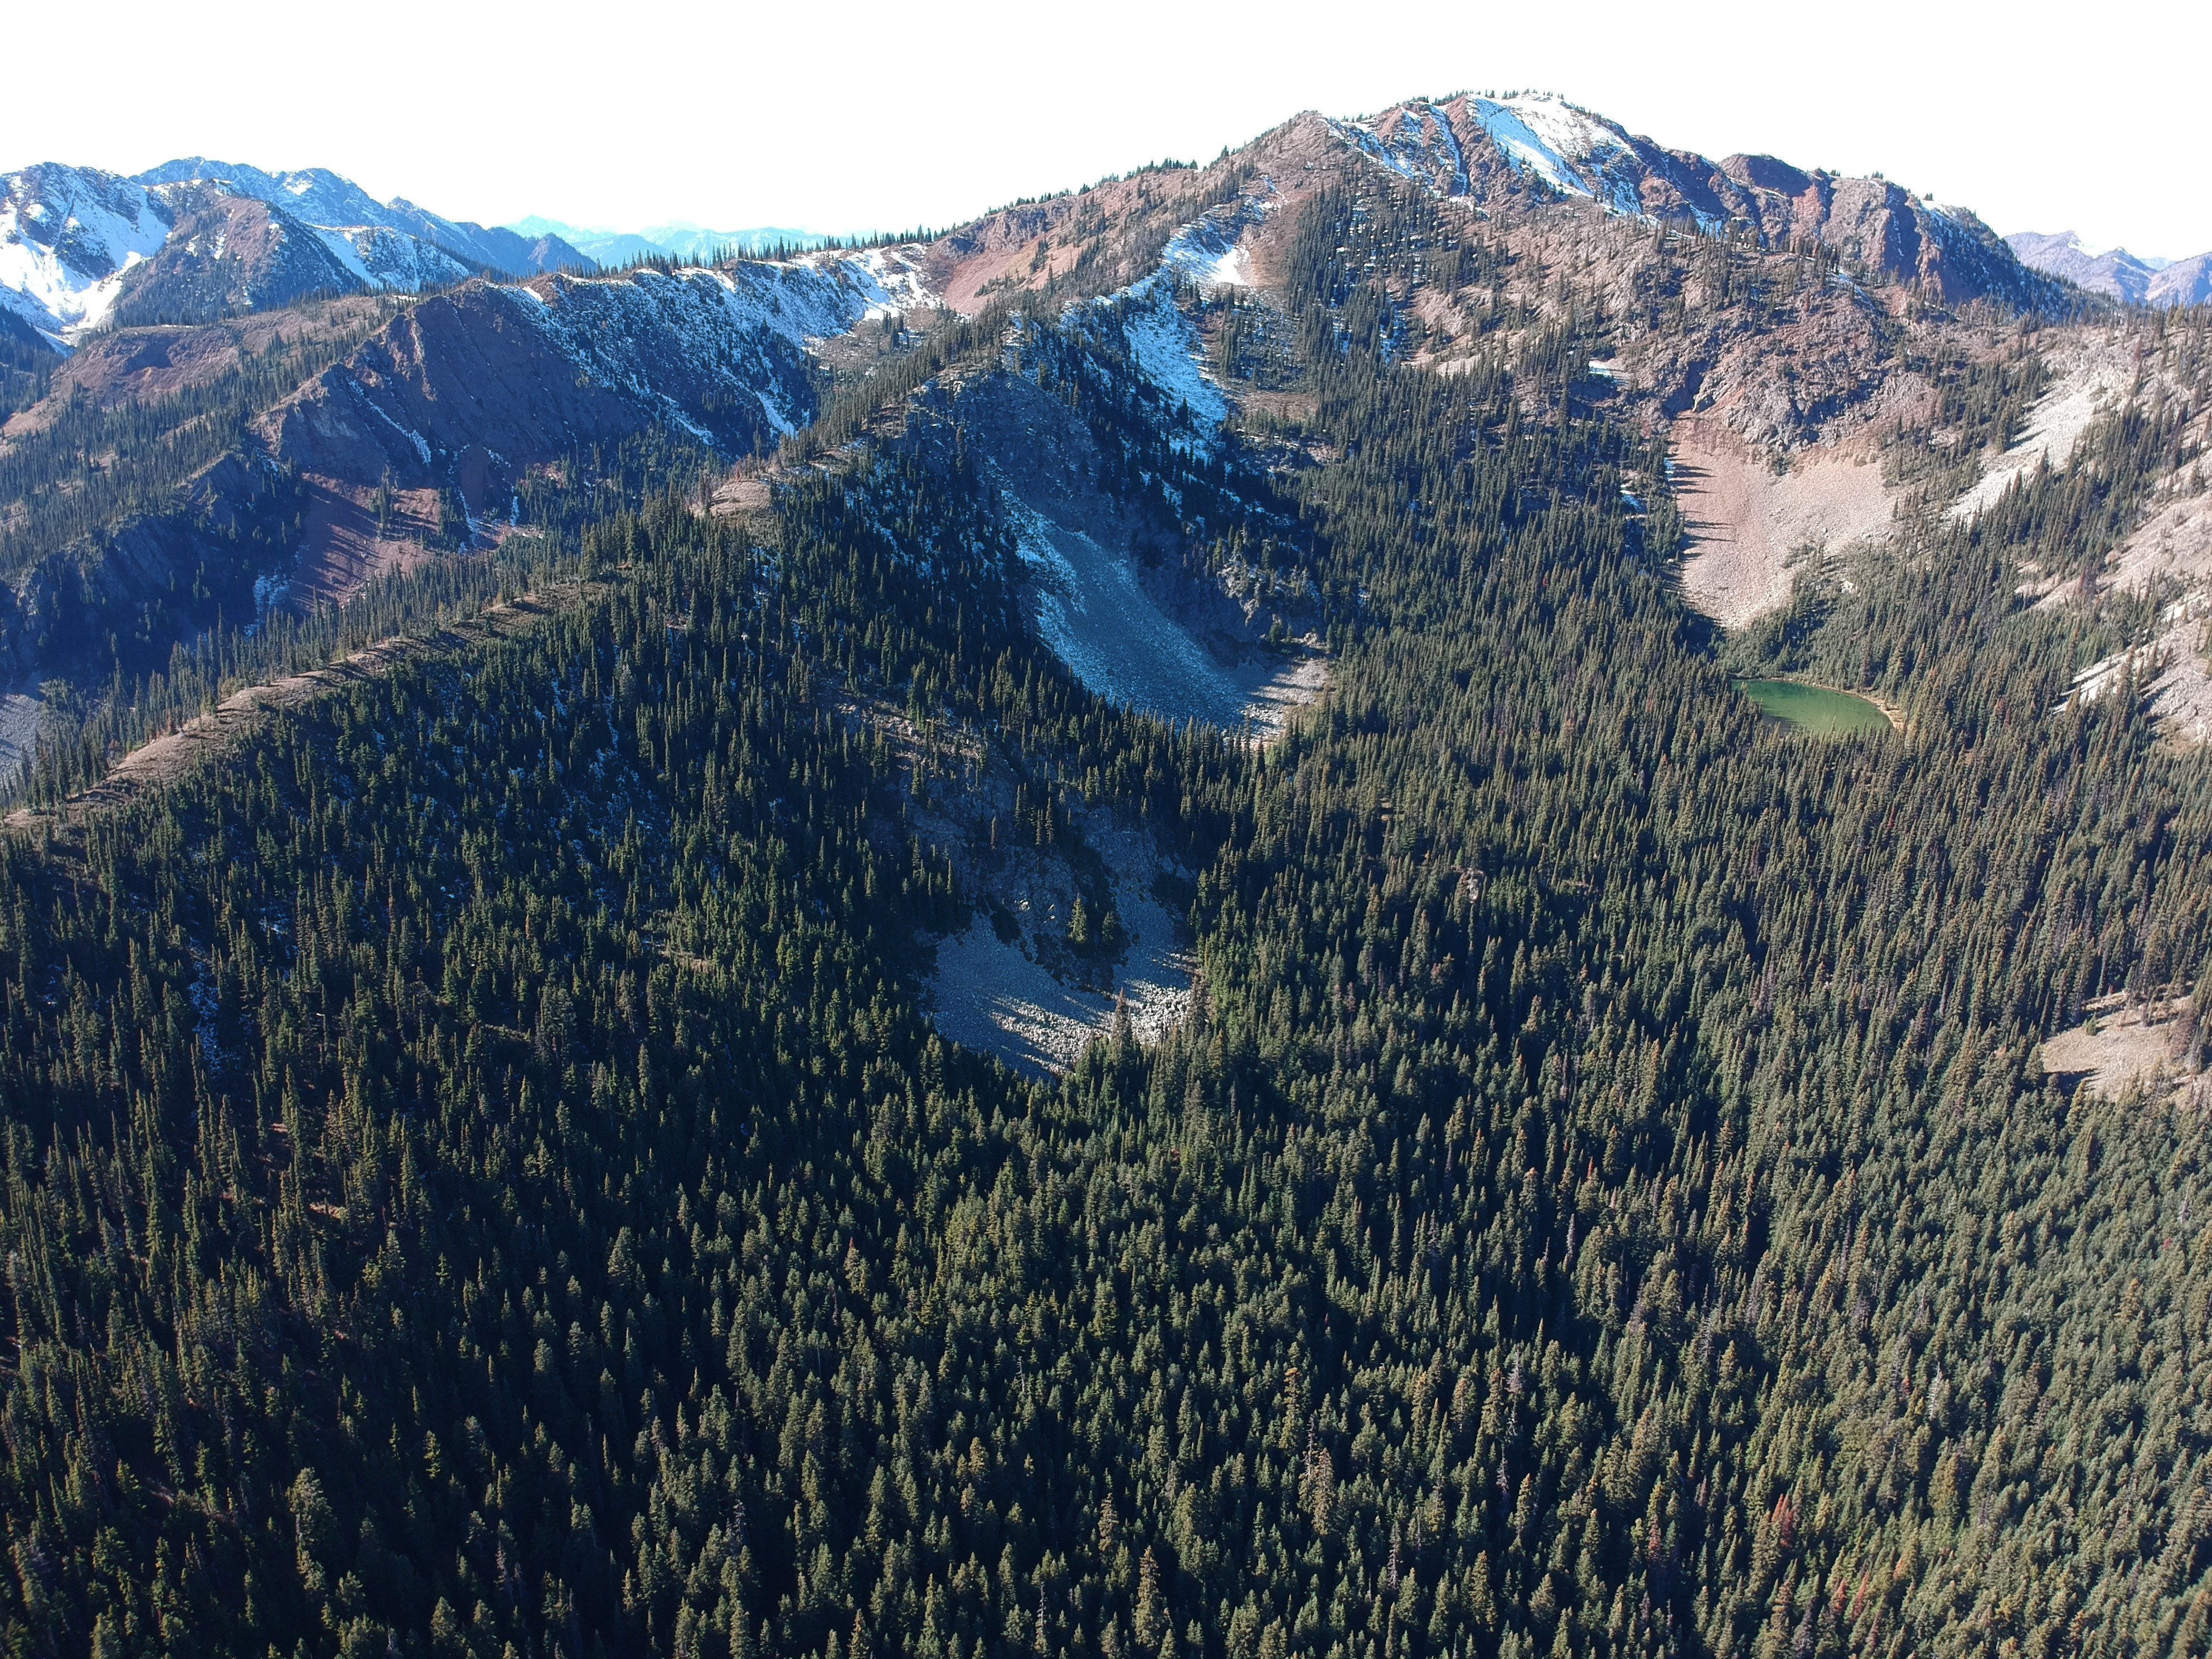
[2, 157, 2212, 1659]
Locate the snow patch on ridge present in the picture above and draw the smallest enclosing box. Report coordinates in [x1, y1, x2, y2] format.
[1331, 102, 1470, 196]
[489, 265, 851, 436]
[1161, 196, 1272, 289]
[1331, 94, 1652, 221]
[314, 225, 473, 293]
[504, 254, 916, 356]
[1468, 95, 1638, 212]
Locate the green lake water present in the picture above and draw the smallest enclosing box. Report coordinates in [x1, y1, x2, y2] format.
[1736, 679, 1891, 736]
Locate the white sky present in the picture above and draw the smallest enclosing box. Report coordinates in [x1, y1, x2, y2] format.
[7, 0, 2209, 258]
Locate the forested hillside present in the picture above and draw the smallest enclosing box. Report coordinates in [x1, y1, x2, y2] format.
[2, 136, 2211, 1659]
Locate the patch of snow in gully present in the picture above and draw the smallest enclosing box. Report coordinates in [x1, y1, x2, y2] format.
[0, 229, 133, 333]
[1086, 278, 1228, 439]
[1331, 95, 1643, 220]
[1119, 287, 1227, 428]
[829, 246, 937, 317]
[1471, 96, 1607, 195]
[313, 227, 378, 288]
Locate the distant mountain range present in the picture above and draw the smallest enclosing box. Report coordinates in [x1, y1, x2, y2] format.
[2006, 230, 2212, 307]
[132, 159, 593, 283]
[506, 216, 831, 268]
[28, 124, 2190, 352]
[14, 128, 2210, 358]
[0, 160, 594, 340]
[0, 151, 858, 345]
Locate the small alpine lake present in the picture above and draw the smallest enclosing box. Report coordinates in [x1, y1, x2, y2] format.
[1736, 678, 1892, 736]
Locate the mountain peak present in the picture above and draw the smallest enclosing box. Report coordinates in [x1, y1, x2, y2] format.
[133, 162, 593, 281]
[1314, 93, 2054, 311]
[2004, 228, 2211, 305]
[0, 157, 594, 339]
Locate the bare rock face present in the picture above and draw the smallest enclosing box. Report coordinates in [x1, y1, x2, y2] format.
[0, 260, 844, 687]
[261, 270, 822, 518]
[108, 192, 367, 327]
[1715, 164, 2040, 308]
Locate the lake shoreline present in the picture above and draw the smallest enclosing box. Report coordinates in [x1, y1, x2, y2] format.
[1735, 677, 1900, 736]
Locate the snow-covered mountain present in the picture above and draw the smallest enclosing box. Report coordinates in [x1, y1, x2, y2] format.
[0, 81, 2151, 737]
[2008, 230, 2212, 308]
[0, 166, 178, 337]
[0, 159, 591, 343]
[101, 191, 379, 327]
[0, 237, 941, 687]
[134, 159, 591, 283]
